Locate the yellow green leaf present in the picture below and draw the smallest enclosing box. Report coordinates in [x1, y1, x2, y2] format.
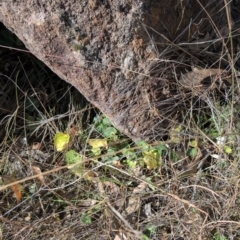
[142, 150, 161, 170]
[67, 164, 95, 181]
[189, 140, 198, 148]
[87, 139, 108, 149]
[54, 132, 70, 151]
[224, 146, 232, 154]
[169, 125, 182, 143]
[91, 147, 102, 156]
[67, 163, 84, 176]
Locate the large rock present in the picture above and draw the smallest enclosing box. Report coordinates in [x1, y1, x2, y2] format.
[0, 0, 227, 140]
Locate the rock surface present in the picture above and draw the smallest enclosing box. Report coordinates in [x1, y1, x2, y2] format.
[0, 0, 226, 140]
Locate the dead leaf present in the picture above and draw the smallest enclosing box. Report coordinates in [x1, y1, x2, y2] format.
[31, 166, 44, 183]
[112, 160, 122, 167]
[115, 197, 126, 208]
[83, 170, 96, 181]
[103, 181, 120, 194]
[93, 179, 105, 195]
[180, 67, 222, 89]
[177, 148, 205, 178]
[78, 199, 97, 207]
[143, 203, 152, 217]
[31, 142, 41, 150]
[125, 196, 141, 215]
[114, 233, 127, 240]
[68, 125, 79, 136]
[3, 175, 21, 203]
[25, 213, 31, 221]
[11, 184, 21, 203]
[125, 182, 147, 215]
[132, 182, 147, 194]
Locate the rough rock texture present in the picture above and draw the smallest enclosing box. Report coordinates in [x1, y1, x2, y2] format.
[0, 0, 226, 140]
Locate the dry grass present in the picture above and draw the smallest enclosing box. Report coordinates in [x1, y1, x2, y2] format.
[1, 1, 240, 239]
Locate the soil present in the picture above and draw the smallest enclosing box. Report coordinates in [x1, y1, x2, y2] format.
[0, 0, 236, 140]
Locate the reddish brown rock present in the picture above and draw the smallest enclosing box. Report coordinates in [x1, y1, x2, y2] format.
[0, 0, 226, 140]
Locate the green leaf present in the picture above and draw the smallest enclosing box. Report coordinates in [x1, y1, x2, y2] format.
[101, 148, 119, 162]
[25, 96, 40, 112]
[135, 140, 150, 151]
[93, 116, 119, 139]
[187, 148, 198, 158]
[145, 224, 157, 235]
[142, 235, 150, 240]
[213, 233, 227, 240]
[93, 115, 101, 124]
[66, 152, 94, 180]
[65, 150, 82, 165]
[65, 150, 84, 178]
[28, 184, 37, 194]
[102, 126, 118, 139]
[122, 148, 137, 160]
[154, 143, 167, 154]
[102, 117, 112, 126]
[170, 151, 179, 162]
[124, 159, 137, 169]
[80, 212, 92, 225]
[93, 115, 111, 129]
